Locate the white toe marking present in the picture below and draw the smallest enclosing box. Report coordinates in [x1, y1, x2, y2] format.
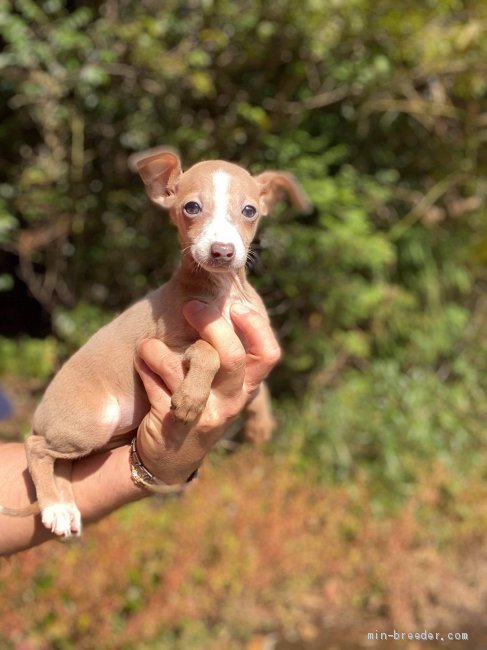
[66, 502, 82, 536]
[42, 503, 82, 538]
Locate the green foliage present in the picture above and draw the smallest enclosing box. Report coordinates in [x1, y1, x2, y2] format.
[281, 355, 487, 501]
[53, 301, 113, 350]
[0, 336, 58, 379]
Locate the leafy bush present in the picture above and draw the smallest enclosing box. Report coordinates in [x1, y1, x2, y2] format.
[280, 357, 487, 502]
[0, 336, 58, 379]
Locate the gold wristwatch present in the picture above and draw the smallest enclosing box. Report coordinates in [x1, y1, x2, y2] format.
[129, 436, 198, 494]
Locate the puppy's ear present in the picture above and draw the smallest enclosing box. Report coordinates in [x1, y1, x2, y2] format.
[254, 171, 312, 216]
[134, 151, 182, 209]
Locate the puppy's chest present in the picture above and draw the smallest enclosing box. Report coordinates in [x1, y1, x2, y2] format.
[157, 285, 252, 350]
[213, 283, 252, 323]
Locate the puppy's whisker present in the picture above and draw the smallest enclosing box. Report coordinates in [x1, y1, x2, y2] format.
[246, 246, 259, 270]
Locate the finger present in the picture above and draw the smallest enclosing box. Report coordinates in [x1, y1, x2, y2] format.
[136, 338, 184, 394]
[230, 304, 281, 390]
[183, 301, 246, 396]
[134, 356, 171, 412]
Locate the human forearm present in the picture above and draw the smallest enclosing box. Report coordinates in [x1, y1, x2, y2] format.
[0, 443, 148, 556]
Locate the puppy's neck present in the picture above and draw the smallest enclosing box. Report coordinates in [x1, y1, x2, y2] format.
[175, 255, 252, 317]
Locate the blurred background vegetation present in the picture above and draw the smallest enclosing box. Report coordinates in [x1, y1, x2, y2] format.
[1, 0, 487, 648]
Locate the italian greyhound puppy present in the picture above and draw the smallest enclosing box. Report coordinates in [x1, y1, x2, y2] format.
[0, 151, 311, 538]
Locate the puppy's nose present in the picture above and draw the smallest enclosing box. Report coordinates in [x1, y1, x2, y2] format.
[210, 242, 235, 260]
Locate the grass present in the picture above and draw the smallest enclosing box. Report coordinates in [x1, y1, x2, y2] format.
[1, 448, 487, 649]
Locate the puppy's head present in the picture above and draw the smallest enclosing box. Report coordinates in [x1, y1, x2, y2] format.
[135, 151, 311, 274]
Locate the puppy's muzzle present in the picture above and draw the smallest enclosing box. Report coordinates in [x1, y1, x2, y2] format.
[209, 242, 235, 267]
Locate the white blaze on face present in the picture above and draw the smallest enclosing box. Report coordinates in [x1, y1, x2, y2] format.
[192, 170, 247, 269]
[213, 170, 231, 223]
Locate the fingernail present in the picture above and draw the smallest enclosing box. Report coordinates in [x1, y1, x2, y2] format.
[231, 303, 251, 314]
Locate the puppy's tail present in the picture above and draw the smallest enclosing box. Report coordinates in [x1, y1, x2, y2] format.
[0, 503, 40, 517]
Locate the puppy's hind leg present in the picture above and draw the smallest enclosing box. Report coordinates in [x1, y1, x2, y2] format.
[55, 460, 82, 536]
[24, 394, 122, 537]
[25, 435, 83, 538]
[242, 382, 276, 444]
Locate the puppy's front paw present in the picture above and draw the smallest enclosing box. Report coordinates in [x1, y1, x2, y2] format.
[170, 388, 207, 424]
[41, 503, 82, 538]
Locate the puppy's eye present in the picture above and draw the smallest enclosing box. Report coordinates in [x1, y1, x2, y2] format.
[242, 205, 257, 220]
[183, 201, 202, 216]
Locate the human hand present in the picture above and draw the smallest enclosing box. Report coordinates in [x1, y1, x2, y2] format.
[134, 301, 281, 485]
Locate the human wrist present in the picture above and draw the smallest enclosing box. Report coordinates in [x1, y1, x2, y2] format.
[135, 416, 202, 486]
[129, 435, 196, 489]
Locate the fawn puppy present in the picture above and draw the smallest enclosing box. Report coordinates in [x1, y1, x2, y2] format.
[0, 151, 311, 537]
